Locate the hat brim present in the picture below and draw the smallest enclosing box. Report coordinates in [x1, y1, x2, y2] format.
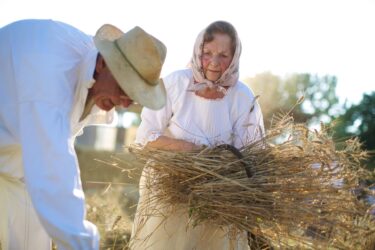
[94, 38, 166, 110]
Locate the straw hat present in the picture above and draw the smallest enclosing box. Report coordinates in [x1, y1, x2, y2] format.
[94, 24, 167, 110]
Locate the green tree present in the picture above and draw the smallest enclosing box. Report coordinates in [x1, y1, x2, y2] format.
[244, 72, 340, 129]
[333, 92, 375, 166]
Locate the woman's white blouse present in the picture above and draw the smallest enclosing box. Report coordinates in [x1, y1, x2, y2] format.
[136, 69, 264, 148]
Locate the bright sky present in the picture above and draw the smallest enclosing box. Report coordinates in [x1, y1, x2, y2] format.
[1, 0, 374, 106]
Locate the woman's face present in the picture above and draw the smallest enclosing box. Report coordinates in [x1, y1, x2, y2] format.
[202, 33, 234, 82]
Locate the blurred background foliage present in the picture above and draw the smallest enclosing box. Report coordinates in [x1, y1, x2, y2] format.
[244, 72, 375, 170]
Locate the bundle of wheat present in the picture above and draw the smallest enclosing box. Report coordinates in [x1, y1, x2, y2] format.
[129, 114, 375, 249]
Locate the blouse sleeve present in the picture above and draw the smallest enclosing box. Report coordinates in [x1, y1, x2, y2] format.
[231, 84, 265, 149]
[135, 101, 172, 145]
[135, 74, 176, 145]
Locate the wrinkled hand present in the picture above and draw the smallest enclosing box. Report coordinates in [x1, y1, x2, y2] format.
[177, 141, 202, 152]
[146, 136, 202, 152]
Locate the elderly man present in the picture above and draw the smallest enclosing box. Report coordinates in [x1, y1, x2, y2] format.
[0, 19, 166, 250]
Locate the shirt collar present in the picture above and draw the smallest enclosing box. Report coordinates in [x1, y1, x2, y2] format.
[76, 49, 114, 125]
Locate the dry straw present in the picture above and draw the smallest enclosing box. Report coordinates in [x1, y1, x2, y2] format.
[129, 112, 375, 249]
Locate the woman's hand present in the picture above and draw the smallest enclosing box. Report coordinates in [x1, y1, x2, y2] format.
[146, 136, 201, 152]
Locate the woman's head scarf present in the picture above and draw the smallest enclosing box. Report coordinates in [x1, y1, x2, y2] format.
[189, 22, 242, 94]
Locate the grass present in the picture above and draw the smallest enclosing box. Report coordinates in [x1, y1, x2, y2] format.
[77, 148, 142, 249]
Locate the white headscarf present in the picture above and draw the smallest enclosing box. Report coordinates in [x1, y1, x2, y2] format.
[189, 24, 242, 94]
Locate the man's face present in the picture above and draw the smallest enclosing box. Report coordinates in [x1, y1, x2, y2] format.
[89, 56, 133, 111]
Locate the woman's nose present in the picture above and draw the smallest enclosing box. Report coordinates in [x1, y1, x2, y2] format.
[210, 56, 219, 66]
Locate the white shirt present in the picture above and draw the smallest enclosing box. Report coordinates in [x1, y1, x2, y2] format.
[136, 69, 264, 148]
[0, 19, 113, 249]
[131, 69, 264, 250]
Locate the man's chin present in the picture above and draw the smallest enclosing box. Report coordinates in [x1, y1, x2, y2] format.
[96, 99, 115, 111]
[96, 103, 113, 111]
[102, 106, 114, 112]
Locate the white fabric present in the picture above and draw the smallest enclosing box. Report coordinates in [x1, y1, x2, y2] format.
[135, 69, 264, 148]
[130, 69, 264, 250]
[0, 19, 113, 250]
[0, 171, 50, 250]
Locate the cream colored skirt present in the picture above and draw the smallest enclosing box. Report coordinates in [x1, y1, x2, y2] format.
[129, 168, 249, 250]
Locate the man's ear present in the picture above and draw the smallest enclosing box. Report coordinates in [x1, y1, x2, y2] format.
[95, 54, 107, 73]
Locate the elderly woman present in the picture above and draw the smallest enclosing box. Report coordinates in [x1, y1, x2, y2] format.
[130, 20, 265, 250]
